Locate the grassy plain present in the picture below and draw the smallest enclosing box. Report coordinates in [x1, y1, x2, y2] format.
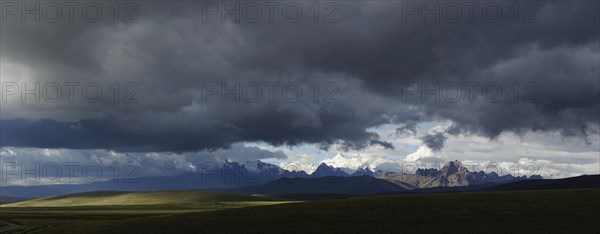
[1, 189, 598, 233]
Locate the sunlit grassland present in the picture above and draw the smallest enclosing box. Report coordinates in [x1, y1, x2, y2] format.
[2, 190, 284, 207]
[1, 189, 598, 233]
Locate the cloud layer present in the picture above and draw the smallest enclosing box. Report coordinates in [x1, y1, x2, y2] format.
[1, 1, 598, 154]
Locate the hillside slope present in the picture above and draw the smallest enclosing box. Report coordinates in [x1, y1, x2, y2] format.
[3, 190, 281, 207]
[230, 176, 406, 195]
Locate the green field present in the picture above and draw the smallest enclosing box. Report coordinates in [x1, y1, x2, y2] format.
[1, 189, 598, 233]
[2, 190, 284, 207]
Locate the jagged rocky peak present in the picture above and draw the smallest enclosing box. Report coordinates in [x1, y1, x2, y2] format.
[378, 160, 544, 189]
[316, 162, 331, 170]
[441, 160, 469, 177]
[312, 163, 349, 177]
[415, 168, 439, 177]
[352, 167, 375, 177]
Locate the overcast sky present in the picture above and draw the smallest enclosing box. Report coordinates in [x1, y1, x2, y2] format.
[1, 1, 598, 184]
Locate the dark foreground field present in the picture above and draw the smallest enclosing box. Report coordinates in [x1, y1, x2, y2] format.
[1, 189, 599, 233]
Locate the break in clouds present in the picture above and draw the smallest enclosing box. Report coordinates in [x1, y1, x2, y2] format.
[0, 1, 598, 157]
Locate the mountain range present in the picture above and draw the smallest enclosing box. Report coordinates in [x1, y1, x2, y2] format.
[378, 160, 543, 189]
[0, 160, 543, 198]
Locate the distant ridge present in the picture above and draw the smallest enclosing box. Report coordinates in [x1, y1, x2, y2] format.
[485, 175, 600, 191]
[0, 196, 28, 205]
[0, 161, 372, 197]
[351, 167, 375, 177]
[230, 176, 406, 195]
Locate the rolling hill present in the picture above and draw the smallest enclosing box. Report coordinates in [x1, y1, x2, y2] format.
[230, 175, 406, 195]
[0, 196, 29, 205]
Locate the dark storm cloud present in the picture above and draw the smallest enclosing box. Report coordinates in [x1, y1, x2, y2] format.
[0, 98, 391, 152]
[370, 140, 395, 150]
[421, 133, 447, 152]
[1, 1, 598, 152]
[396, 122, 418, 136]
